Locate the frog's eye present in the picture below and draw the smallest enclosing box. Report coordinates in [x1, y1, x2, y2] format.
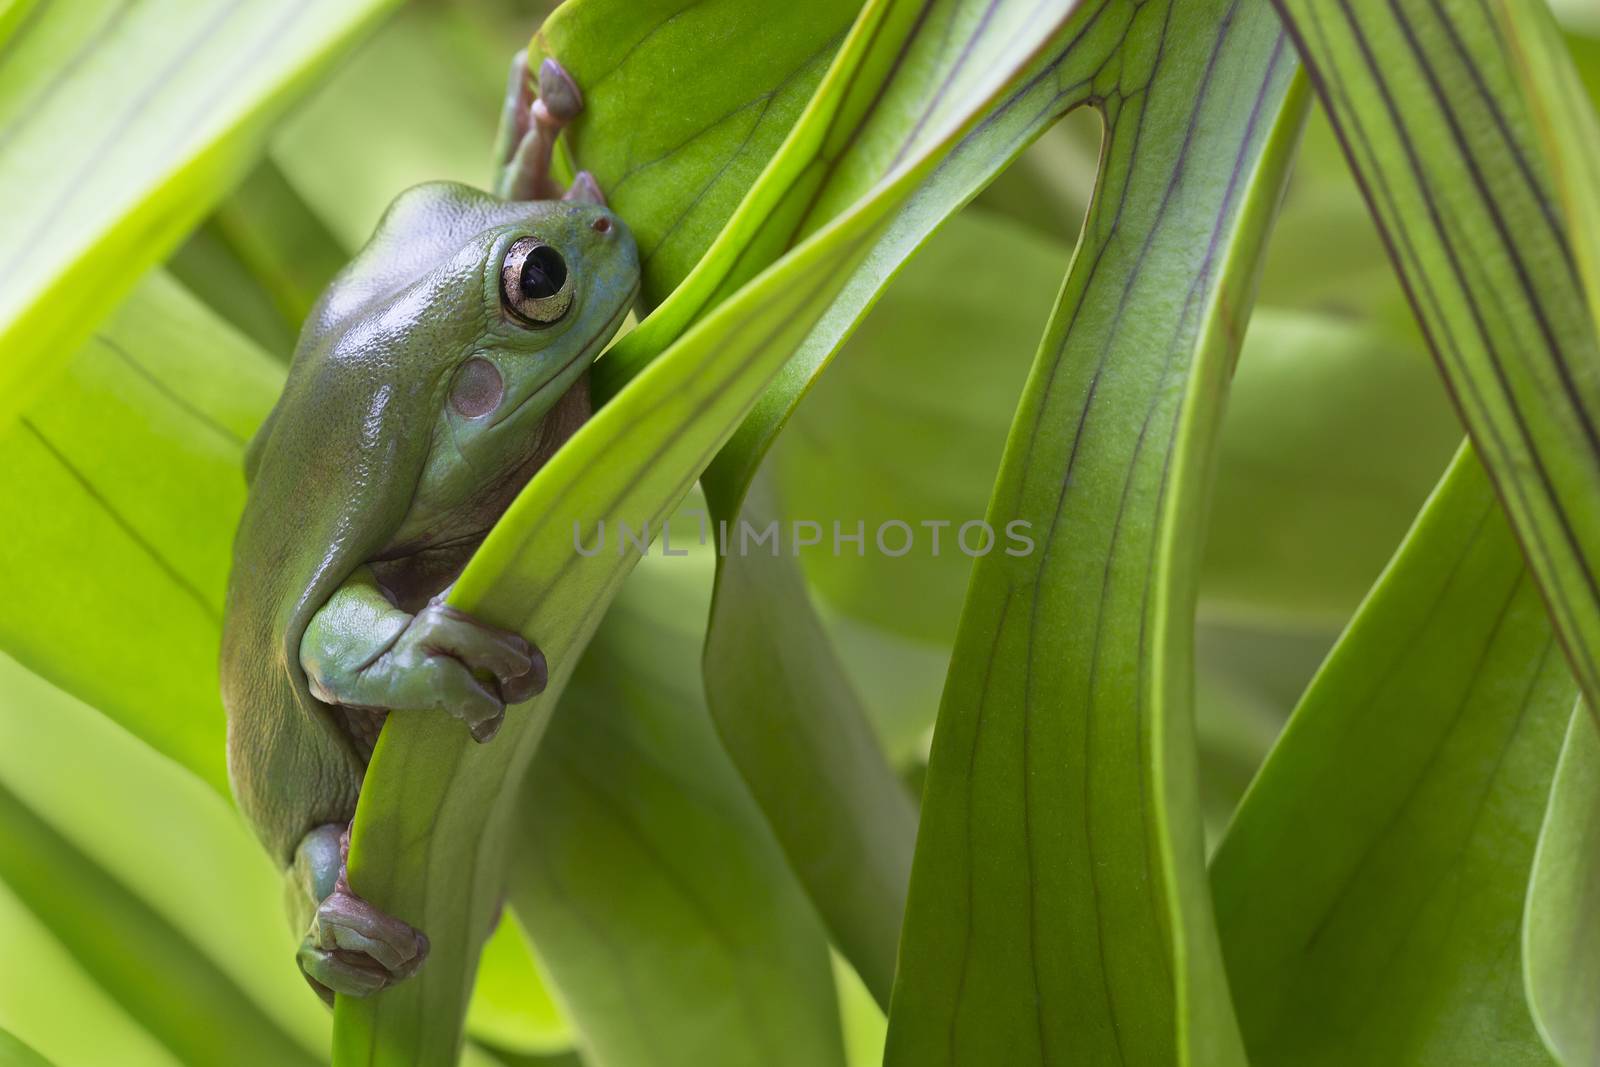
[500, 237, 572, 326]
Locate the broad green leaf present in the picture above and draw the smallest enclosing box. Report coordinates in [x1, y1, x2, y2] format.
[1269, 0, 1600, 710]
[0, 878, 180, 1067]
[535, 0, 861, 306]
[465, 917, 570, 1057]
[269, 0, 532, 251]
[510, 548, 846, 1067]
[884, 9, 1303, 1066]
[1211, 447, 1575, 1066]
[0, 0, 398, 428]
[0, 1027, 54, 1067]
[1525, 700, 1600, 1066]
[0, 271, 280, 793]
[0, 655, 325, 1067]
[336, 0, 1091, 1056]
[169, 160, 351, 359]
[0, 0, 38, 51]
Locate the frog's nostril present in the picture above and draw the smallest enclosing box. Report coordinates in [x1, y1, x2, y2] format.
[591, 216, 613, 235]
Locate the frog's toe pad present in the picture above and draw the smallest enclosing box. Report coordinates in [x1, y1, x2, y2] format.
[562, 171, 606, 206]
[537, 58, 582, 122]
[300, 890, 428, 1001]
[298, 944, 386, 1005]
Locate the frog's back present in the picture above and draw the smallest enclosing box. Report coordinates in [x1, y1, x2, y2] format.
[220, 185, 499, 861]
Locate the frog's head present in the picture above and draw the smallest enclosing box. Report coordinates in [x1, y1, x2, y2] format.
[309, 181, 639, 549]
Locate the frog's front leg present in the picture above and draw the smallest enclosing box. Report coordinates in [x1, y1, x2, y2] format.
[301, 566, 546, 745]
[495, 51, 603, 204]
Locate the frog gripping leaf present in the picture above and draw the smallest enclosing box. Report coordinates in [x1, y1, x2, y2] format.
[219, 55, 639, 1003]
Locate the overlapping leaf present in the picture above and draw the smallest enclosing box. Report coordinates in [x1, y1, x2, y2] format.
[0, 1026, 54, 1067]
[1270, 0, 1600, 711]
[0, 272, 279, 793]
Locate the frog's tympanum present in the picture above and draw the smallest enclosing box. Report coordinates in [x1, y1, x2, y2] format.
[220, 55, 638, 1002]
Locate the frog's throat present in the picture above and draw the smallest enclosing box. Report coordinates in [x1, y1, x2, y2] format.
[488, 287, 636, 430]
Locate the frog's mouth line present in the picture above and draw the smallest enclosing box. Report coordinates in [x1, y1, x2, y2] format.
[489, 286, 638, 431]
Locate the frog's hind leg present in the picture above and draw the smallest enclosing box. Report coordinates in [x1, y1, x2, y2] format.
[495, 52, 603, 203]
[289, 824, 428, 1005]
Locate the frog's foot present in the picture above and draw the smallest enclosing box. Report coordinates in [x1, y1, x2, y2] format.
[498, 54, 590, 201]
[296, 829, 428, 1005]
[383, 599, 547, 742]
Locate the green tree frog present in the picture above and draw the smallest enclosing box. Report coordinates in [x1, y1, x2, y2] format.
[220, 55, 638, 1002]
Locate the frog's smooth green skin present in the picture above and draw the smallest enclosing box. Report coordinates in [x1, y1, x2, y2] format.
[221, 57, 637, 1003]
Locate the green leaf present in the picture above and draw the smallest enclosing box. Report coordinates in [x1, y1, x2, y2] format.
[269, 0, 524, 252]
[535, 0, 862, 308]
[465, 917, 570, 1057]
[337, 0, 1093, 1056]
[0, 0, 38, 51]
[510, 548, 847, 1067]
[0, 655, 326, 1067]
[1496, 0, 1600, 355]
[1525, 700, 1600, 1066]
[1211, 446, 1575, 1066]
[0, 871, 183, 1067]
[168, 159, 351, 359]
[1269, 0, 1600, 710]
[0, 0, 398, 429]
[0, 271, 280, 793]
[578, 0, 1107, 1013]
[0, 1025, 56, 1067]
[883, 7, 1304, 1065]
[700, 483, 917, 1005]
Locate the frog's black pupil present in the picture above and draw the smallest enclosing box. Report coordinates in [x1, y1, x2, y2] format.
[521, 245, 567, 299]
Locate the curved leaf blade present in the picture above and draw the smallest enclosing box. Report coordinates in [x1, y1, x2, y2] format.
[883, 6, 1304, 1063]
[0, 272, 280, 793]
